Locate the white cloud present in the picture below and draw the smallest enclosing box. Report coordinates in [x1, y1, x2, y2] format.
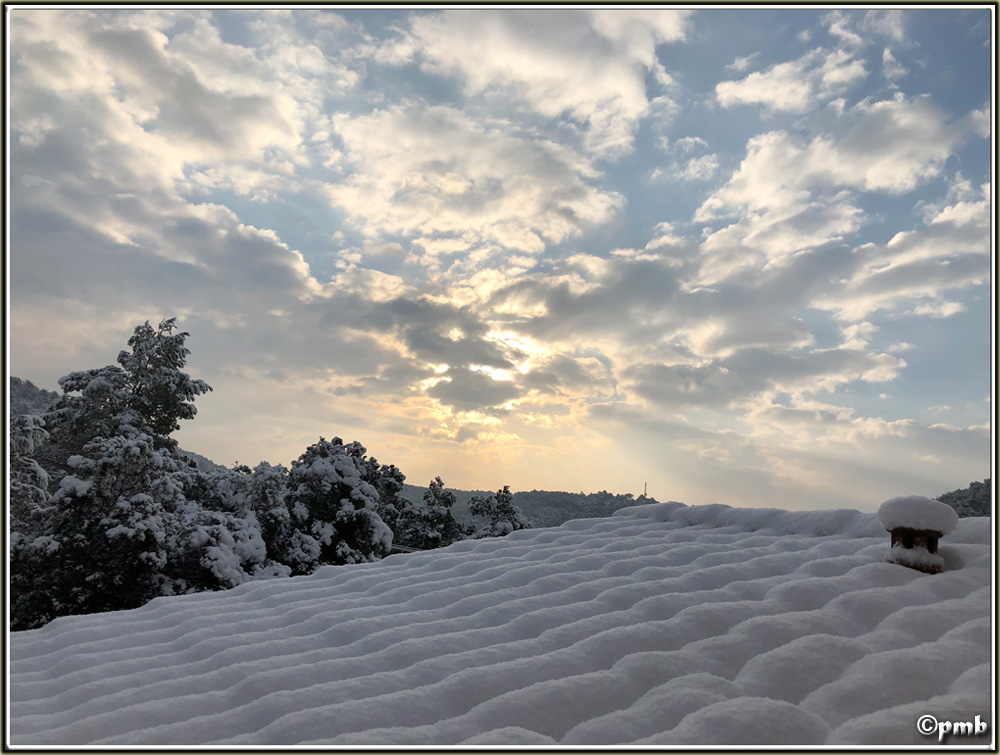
[675, 154, 720, 181]
[697, 198, 863, 285]
[381, 9, 691, 157]
[881, 48, 906, 83]
[821, 10, 906, 51]
[694, 93, 984, 285]
[716, 48, 867, 113]
[325, 104, 623, 254]
[672, 136, 709, 153]
[862, 10, 907, 42]
[815, 181, 990, 321]
[823, 11, 866, 48]
[8, 8, 373, 209]
[725, 52, 759, 73]
[329, 266, 415, 303]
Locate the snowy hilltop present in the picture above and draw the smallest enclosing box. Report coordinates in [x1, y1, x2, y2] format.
[8, 501, 992, 746]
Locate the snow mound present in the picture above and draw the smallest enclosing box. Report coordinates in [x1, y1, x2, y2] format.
[8, 502, 992, 746]
[877, 496, 959, 534]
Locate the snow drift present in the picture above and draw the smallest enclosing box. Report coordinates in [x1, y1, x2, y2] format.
[8, 502, 993, 746]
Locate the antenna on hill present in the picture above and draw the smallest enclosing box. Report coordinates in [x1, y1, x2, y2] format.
[643, 481, 647, 497]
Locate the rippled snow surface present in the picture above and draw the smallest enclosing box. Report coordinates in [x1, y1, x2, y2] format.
[9, 502, 993, 746]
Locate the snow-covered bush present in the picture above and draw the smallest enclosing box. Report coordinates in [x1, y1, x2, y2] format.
[281, 437, 393, 573]
[10, 428, 173, 629]
[244, 462, 295, 563]
[469, 485, 534, 538]
[159, 502, 268, 594]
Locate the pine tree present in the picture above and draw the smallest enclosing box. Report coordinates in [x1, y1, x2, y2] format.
[41, 318, 211, 468]
[413, 476, 470, 549]
[469, 485, 534, 538]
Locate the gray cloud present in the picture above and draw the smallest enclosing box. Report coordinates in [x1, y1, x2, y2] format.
[427, 367, 521, 411]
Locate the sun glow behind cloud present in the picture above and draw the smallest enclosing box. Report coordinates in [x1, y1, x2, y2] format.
[7, 7, 993, 510]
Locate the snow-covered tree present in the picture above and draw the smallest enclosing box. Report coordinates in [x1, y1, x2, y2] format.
[281, 437, 393, 573]
[42, 318, 211, 468]
[9, 414, 52, 532]
[937, 479, 991, 518]
[392, 477, 471, 550]
[10, 426, 174, 629]
[469, 485, 534, 538]
[10, 319, 213, 629]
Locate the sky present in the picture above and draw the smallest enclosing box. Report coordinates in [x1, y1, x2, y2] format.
[6, 6, 995, 511]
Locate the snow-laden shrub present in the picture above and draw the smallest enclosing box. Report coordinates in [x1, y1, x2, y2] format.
[391, 477, 471, 550]
[469, 485, 534, 539]
[10, 429, 174, 629]
[281, 437, 393, 573]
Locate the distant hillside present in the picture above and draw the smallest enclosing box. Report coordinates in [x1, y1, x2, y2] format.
[179, 450, 230, 474]
[9, 377, 59, 417]
[400, 482, 650, 527]
[937, 478, 991, 518]
[400, 482, 491, 526]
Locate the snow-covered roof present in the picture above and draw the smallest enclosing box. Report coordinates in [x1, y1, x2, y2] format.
[877, 495, 960, 535]
[9, 502, 992, 746]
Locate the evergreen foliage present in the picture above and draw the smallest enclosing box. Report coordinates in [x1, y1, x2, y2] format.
[510, 489, 646, 527]
[937, 479, 992, 518]
[390, 477, 471, 550]
[281, 437, 393, 573]
[469, 485, 534, 538]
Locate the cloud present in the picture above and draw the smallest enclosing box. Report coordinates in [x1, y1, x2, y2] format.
[716, 48, 867, 113]
[815, 180, 990, 321]
[881, 48, 906, 84]
[427, 367, 521, 411]
[325, 104, 623, 253]
[694, 93, 984, 285]
[861, 10, 907, 42]
[12, 12, 305, 171]
[674, 154, 720, 181]
[380, 9, 691, 157]
[725, 52, 759, 73]
[328, 265, 415, 303]
[823, 11, 866, 48]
